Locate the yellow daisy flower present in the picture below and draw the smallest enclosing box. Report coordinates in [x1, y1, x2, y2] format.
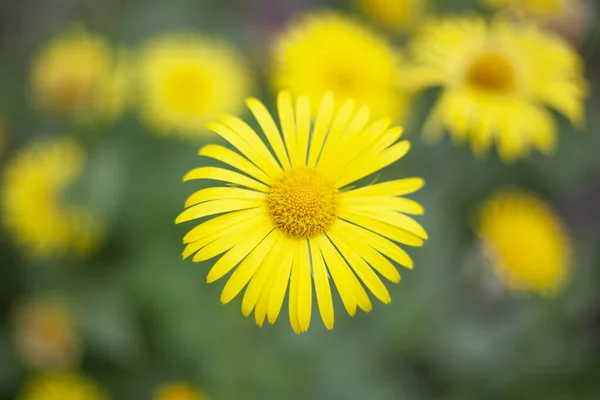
[272, 12, 409, 120]
[2, 138, 104, 258]
[30, 26, 128, 122]
[477, 189, 570, 294]
[138, 33, 251, 138]
[154, 382, 206, 400]
[13, 297, 81, 371]
[358, 0, 428, 32]
[176, 92, 427, 333]
[17, 372, 108, 400]
[409, 16, 587, 162]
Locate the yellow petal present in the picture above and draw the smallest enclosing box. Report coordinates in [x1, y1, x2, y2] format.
[183, 167, 269, 192]
[328, 229, 391, 304]
[312, 234, 356, 316]
[315, 99, 355, 168]
[307, 92, 334, 168]
[309, 238, 334, 330]
[296, 240, 312, 332]
[339, 211, 424, 247]
[295, 95, 311, 167]
[266, 237, 297, 324]
[219, 115, 282, 177]
[220, 230, 278, 304]
[346, 221, 414, 269]
[341, 196, 424, 215]
[198, 145, 271, 185]
[192, 218, 270, 263]
[182, 212, 263, 259]
[336, 140, 410, 188]
[185, 187, 265, 208]
[183, 208, 263, 244]
[277, 91, 299, 168]
[343, 178, 424, 198]
[206, 224, 273, 283]
[241, 232, 285, 316]
[341, 206, 428, 239]
[246, 97, 291, 171]
[288, 246, 301, 334]
[175, 199, 263, 224]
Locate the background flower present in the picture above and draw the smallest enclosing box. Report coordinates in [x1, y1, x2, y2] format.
[271, 11, 410, 121]
[2, 138, 104, 258]
[409, 16, 587, 162]
[477, 189, 571, 294]
[138, 32, 251, 138]
[30, 26, 128, 123]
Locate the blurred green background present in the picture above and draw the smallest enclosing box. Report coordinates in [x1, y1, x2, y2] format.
[2, 0, 600, 399]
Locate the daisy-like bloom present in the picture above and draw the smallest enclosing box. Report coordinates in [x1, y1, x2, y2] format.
[13, 297, 81, 371]
[30, 26, 128, 122]
[138, 33, 251, 138]
[477, 189, 570, 294]
[272, 12, 409, 120]
[2, 138, 104, 258]
[154, 382, 206, 400]
[176, 92, 427, 333]
[358, 0, 428, 32]
[17, 372, 108, 400]
[409, 16, 587, 162]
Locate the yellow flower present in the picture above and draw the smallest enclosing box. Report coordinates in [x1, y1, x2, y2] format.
[176, 92, 427, 333]
[13, 297, 81, 371]
[17, 372, 108, 400]
[272, 12, 409, 120]
[358, 0, 428, 32]
[30, 26, 128, 122]
[409, 16, 587, 162]
[477, 189, 570, 294]
[138, 33, 251, 138]
[2, 138, 104, 258]
[153, 382, 206, 400]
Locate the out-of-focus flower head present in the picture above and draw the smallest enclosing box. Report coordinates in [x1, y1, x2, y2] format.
[357, 0, 428, 32]
[176, 91, 426, 333]
[30, 25, 130, 122]
[153, 382, 206, 400]
[17, 372, 108, 400]
[138, 32, 251, 138]
[271, 11, 410, 121]
[2, 137, 104, 258]
[12, 296, 81, 371]
[409, 16, 587, 162]
[483, 0, 593, 44]
[477, 189, 571, 294]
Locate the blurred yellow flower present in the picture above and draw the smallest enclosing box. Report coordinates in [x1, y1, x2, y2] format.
[30, 26, 129, 122]
[176, 91, 426, 333]
[153, 382, 206, 400]
[13, 297, 81, 371]
[477, 189, 570, 294]
[138, 33, 251, 138]
[358, 0, 428, 31]
[2, 138, 104, 258]
[409, 16, 587, 162]
[17, 372, 108, 400]
[272, 12, 409, 120]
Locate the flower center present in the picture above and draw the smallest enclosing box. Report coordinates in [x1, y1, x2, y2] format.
[466, 52, 516, 94]
[267, 168, 338, 238]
